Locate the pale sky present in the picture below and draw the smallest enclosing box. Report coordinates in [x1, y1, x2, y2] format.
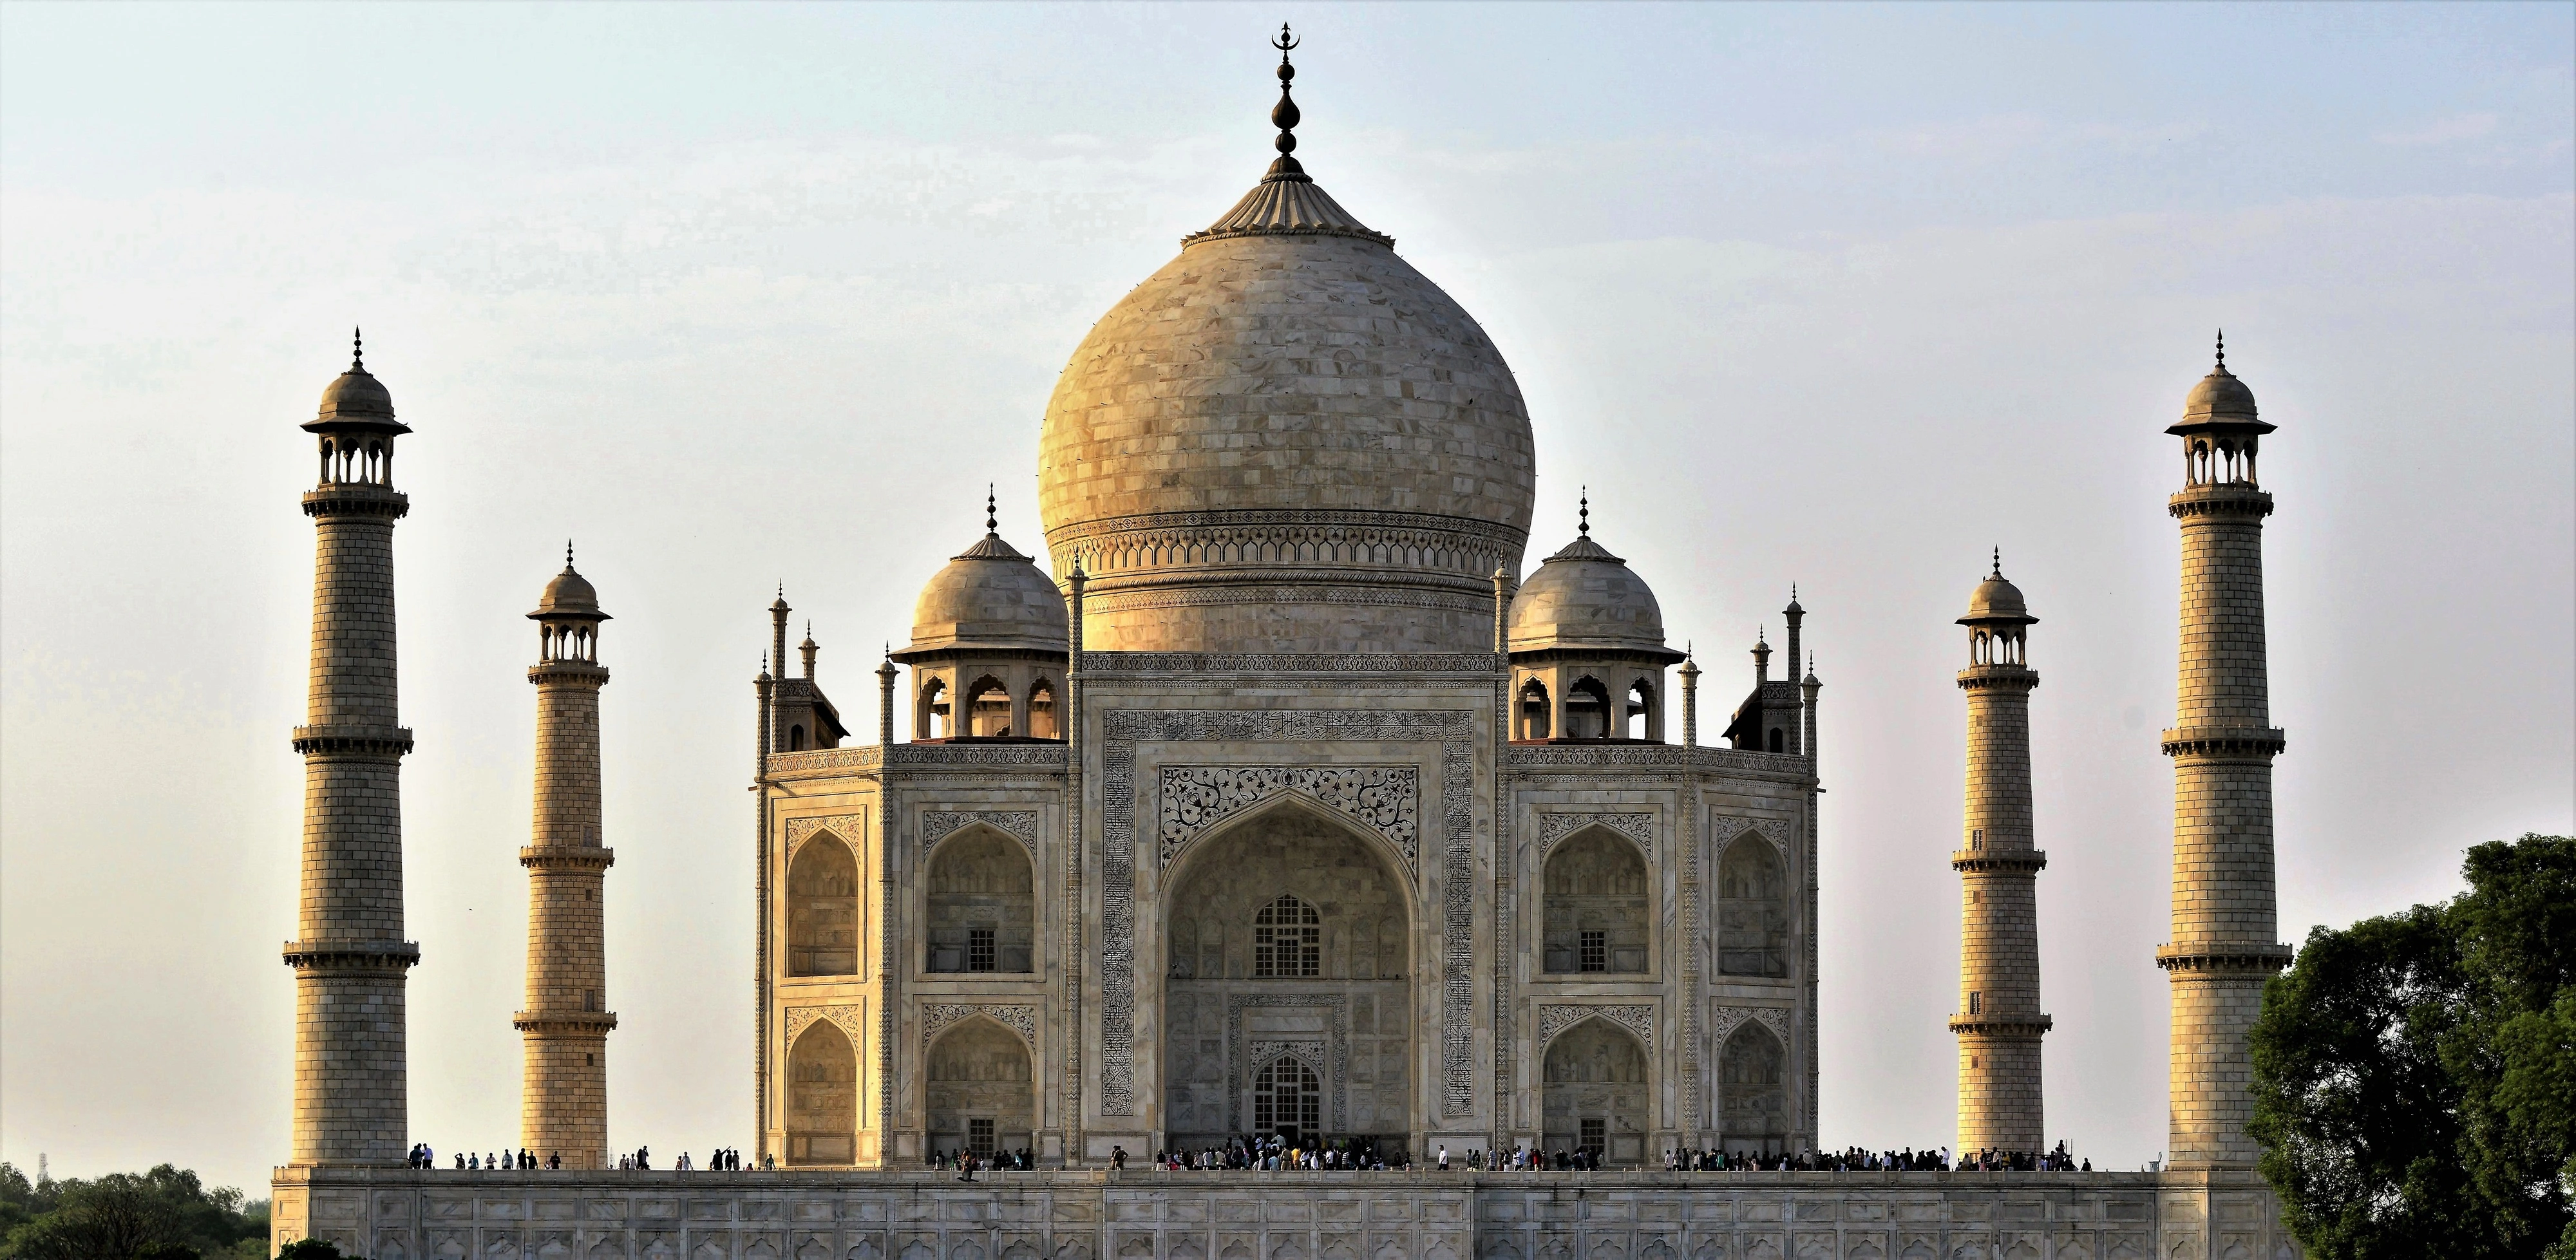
[3, 3, 2569, 1196]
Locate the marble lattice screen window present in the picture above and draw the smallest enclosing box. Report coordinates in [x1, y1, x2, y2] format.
[1254, 896, 1321, 978]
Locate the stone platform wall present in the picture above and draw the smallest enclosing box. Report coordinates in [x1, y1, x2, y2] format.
[273, 1167, 2295, 1259]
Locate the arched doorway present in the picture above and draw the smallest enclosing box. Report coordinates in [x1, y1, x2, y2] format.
[1162, 802, 1413, 1155]
[1716, 832, 1788, 977]
[785, 1020, 857, 1165]
[1251, 1054, 1322, 1145]
[1718, 1021, 1790, 1154]
[925, 1018, 1034, 1160]
[1541, 1018, 1649, 1165]
[788, 832, 858, 976]
[925, 828, 1034, 973]
[1541, 827, 1649, 973]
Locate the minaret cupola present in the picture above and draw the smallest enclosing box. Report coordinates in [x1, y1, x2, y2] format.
[531, 543, 609, 664]
[305, 328, 409, 489]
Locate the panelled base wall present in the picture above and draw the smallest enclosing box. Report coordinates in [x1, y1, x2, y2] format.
[274, 1167, 2298, 1259]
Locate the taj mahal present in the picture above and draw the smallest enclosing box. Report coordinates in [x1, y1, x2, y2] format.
[270, 30, 2306, 1260]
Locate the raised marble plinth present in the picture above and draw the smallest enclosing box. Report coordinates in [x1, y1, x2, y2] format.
[272, 1165, 2296, 1259]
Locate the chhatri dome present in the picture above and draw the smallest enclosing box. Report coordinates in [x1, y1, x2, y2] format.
[1507, 493, 1672, 652]
[1037, 27, 1537, 654]
[907, 491, 1070, 654]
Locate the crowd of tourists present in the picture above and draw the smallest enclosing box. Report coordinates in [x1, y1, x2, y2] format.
[1145, 1134, 1406, 1171]
[1660, 1142, 2090, 1172]
[927, 1148, 1037, 1178]
[404, 1143, 773, 1172]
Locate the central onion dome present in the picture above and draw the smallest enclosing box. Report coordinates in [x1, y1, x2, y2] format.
[1037, 33, 1537, 654]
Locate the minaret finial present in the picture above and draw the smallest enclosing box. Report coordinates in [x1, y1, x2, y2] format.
[1266, 23, 1305, 178]
[351, 326, 364, 371]
[2214, 328, 2226, 373]
[1991, 547, 2002, 578]
[565, 540, 575, 571]
[986, 483, 998, 534]
[1578, 487, 1590, 536]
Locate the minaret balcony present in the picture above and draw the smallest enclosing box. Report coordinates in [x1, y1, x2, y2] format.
[2154, 942, 2293, 975]
[1946, 1013, 2053, 1037]
[301, 483, 410, 519]
[520, 845, 616, 871]
[290, 724, 414, 756]
[512, 1010, 618, 1035]
[2167, 484, 2273, 521]
[2159, 726, 2287, 758]
[1951, 849, 2047, 874]
[281, 938, 421, 971]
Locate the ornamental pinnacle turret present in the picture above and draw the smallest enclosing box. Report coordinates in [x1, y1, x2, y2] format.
[285, 331, 418, 1166]
[517, 545, 617, 1168]
[1951, 551, 2050, 1155]
[2158, 334, 2293, 1169]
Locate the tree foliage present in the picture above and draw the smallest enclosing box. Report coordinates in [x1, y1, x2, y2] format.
[0, 1162, 267, 1260]
[2251, 834, 2576, 1260]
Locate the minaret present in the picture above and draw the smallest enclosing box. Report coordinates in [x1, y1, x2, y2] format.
[2158, 334, 2292, 1169]
[516, 545, 616, 1168]
[284, 330, 417, 1166]
[1951, 550, 2050, 1155]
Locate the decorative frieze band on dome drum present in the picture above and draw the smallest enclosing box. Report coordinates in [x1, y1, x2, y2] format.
[1534, 812, 1656, 860]
[921, 1002, 1037, 1049]
[1158, 766, 1418, 869]
[1097, 709, 1477, 1119]
[1081, 653, 1505, 677]
[1050, 509, 1526, 583]
[923, 811, 1041, 856]
[784, 814, 869, 865]
[784, 1004, 866, 1046]
[1537, 1003, 1656, 1053]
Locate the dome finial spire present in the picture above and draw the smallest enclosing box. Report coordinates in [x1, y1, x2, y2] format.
[351, 326, 364, 371]
[565, 539, 576, 572]
[1266, 23, 1305, 179]
[986, 483, 998, 535]
[2214, 328, 2226, 373]
[1578, 487, 1590, 536]
[1991, 546, 2002, 578]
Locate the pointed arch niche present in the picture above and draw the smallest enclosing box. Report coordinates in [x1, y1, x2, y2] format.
[924, 1017, 1033, 1158]
[1716, 830, 1789, 979]
[1718, 1020, 1790, 1155]
[925, 826, 1034, 973]
[1540, 1018, 1649, 1166]
[785, 1020, 858, 1165]
[1160, 798, 1415, 1151]
[1542, 826, 1650, 974]
[788, 831, 859, 977]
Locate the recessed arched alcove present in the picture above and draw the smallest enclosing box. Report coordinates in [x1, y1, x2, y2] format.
[787, 832, 858, 977]
[1540, 1018, 1649, 1165]
[1716, 832, 1789, 979]
[924, 1017, 1033, 1159]
[1718, 1020, 1790, 1155]
[1160, 799, 1414, 1153]
[1542, 827, 1649, 974]
[785, 1020, 857, 1165]
[925, 827, 1034, 973]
